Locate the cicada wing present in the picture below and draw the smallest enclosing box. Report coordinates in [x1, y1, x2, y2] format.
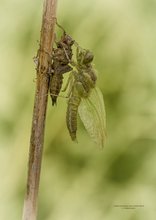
[78, 87, 106, 148]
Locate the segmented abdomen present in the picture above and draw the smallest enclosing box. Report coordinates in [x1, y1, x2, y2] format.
[66, 93, 81, 141]
[50, 73, 63, 105]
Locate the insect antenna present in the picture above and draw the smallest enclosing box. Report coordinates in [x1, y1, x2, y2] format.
[39, 92, 68, 99]
[56, 20, 66, 33]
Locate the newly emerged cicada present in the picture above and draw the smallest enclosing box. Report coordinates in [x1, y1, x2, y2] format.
[64, 45, 106, 148]
[49, 31, 74, 105]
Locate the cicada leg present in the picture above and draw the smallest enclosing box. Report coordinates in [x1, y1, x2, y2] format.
[62, 72, 74, 95]
[49, 93, 68, 99]
[61, 45, 76, 68]
[76, 46, 82, 64]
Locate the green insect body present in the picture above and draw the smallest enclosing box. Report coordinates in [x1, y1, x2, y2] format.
[66, 86, 81, 141]
[49, 32, 74, 105]
[66, 48, 97, 141]
[65, 45, 106, 147]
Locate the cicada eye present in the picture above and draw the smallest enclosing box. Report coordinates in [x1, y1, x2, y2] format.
[83, 50, 94, 64]
[63, 34, 74, 46]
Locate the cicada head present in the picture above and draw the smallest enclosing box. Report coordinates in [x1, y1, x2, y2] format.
[77, 49, 94, 65]
[62, 33, 74, 46]
[83, 50, 94, 64]
[56, 33, 74, 49]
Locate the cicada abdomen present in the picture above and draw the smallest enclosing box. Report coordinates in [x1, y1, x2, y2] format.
[50, 71, 63, 105]
[50, 63, 72, 105]
[66, 87, 81, 141]
[49, 33, 74, 105]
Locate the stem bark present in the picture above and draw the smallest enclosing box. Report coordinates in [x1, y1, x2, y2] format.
[22, 1, 57, 219]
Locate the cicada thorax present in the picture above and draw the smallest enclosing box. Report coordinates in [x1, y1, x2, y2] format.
[73, 68, 97, 98]
[85, 62, 97, 83]
[49, 33, 74, 105]
[75, 48, 97, 90]
[66, 86, 81, 141]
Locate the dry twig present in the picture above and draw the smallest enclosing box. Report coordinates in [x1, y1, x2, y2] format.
[22, 1, 57, 219]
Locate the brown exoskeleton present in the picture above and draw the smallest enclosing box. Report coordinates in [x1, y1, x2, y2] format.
[49, 31, 74, 105]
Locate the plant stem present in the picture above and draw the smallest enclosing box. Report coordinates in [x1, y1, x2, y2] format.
[22, 1, 57, 220]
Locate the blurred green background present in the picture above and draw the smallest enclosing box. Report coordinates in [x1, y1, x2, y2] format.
[0, 0, 156, 219]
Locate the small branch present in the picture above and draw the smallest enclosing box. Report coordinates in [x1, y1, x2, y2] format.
[22, 1, 57, 220]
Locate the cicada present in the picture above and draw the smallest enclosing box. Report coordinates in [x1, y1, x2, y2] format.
[65, 46, 106, 148]
[49, 31, 74, 105]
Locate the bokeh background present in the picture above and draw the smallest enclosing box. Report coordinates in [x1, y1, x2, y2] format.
[0, 0, 156, 219]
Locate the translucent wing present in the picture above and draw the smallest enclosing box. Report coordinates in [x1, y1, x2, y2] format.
[78, 87, 106, 148]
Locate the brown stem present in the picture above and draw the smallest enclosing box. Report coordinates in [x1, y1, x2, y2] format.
[22, 1, 57, 220]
